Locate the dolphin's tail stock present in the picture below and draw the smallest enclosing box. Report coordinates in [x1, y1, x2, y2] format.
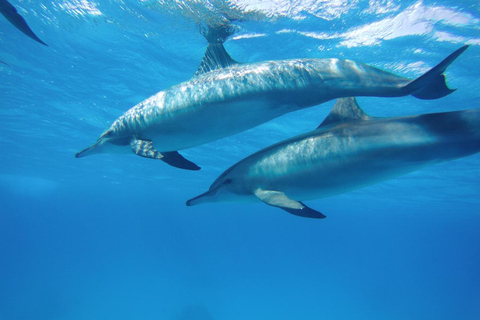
[403, 45, 468, 100]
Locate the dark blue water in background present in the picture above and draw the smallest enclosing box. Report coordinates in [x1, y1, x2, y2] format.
[1, 1, 479, 319]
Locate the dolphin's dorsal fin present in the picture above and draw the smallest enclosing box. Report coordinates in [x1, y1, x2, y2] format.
[317, 97, 372, 129]
[194, 43, 239, 77]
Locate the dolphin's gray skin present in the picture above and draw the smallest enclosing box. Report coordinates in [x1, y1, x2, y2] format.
[187, 98, 480, 218]
[0, 0, 47, 46]
[76, 44, 468, 170]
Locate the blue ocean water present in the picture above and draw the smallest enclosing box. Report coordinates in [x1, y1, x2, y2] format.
[1, 0, 480, 319]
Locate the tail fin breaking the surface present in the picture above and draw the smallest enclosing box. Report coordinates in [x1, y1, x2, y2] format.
[405, 45, 468, 100]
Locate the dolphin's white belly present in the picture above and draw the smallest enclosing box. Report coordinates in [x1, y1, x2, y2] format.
[279, 159, 434, 201]
[141, 98, 293, 152]
[248, 157, 434, 202]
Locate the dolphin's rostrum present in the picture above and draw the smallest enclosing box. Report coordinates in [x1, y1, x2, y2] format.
[187, 98, 480, 218]
[76, 43, 468, 170]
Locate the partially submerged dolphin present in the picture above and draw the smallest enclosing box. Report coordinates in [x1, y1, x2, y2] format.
[76, 43, 468, 170]
[0, 0, 48, 46]
[187, 98, 480, 218]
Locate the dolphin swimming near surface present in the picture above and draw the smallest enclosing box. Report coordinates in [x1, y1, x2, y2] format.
[76, 42, 468, 170]
[0, 0, 48, 46]
[187, 97, 480, 218]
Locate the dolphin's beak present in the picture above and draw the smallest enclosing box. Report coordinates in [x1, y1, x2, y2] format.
[75, 142, 100, 158]
[75, 136, 110, 158]
[186, 188, 219, 206]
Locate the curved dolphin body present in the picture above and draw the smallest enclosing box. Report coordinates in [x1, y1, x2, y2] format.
[187, 98, 480, 218]
[0, 0, 48, 46]
[76, 44, 468, 170]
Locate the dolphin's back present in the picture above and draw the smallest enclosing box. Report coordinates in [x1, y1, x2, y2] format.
[168, 59, 411, 108]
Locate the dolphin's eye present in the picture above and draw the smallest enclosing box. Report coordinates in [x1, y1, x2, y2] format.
[224, 178, 232, 185]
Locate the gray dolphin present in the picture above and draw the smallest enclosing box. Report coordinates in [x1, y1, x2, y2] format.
[76, 43, 468, 170]
[0, 0, 48, 46]
[187, 97, 480, 218]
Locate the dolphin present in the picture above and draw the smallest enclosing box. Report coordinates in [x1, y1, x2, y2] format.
[76, 43, 468, 170]
[187, 97, 480, 218]
[0, 0, 48, 46]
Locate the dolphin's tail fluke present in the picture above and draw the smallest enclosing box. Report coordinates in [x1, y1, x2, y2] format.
[403, 45, 468, 100]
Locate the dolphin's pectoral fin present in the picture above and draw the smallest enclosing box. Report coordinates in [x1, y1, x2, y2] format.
[130, 139, 201, 171]
[130, 139, 163, 159]
[160, 151, 201, 171]
[254, 189, 326, 219]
